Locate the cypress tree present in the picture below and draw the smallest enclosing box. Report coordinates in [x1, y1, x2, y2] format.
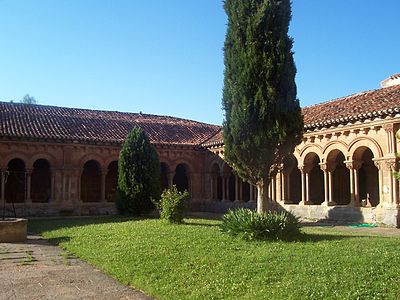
[222, 0, 303, 212]
[117, 126, 161, 215]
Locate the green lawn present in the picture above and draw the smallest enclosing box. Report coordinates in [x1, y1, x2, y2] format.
[29, 217, 400, 300]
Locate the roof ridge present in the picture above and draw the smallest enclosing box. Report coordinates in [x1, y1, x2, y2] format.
[0, 101, 219, 127]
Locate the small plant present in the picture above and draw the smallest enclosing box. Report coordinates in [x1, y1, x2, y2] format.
[154, 186, 189, 224]
[220, 208, 301, 241]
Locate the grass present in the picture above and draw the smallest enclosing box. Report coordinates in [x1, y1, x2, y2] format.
[29, 216, 400, 299]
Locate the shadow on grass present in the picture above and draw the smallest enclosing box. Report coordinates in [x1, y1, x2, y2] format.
[28, 215, 155, 235]
[183, 221, 220, 228]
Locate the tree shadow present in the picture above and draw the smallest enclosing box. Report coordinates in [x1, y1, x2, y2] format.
[27, 215, 155, 235]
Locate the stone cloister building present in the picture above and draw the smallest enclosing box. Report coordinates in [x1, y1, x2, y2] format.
[1, 74, 400, 225]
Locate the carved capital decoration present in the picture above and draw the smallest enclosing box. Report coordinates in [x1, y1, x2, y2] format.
[345, 160, 362, 171]
[374, 159, 397, 171]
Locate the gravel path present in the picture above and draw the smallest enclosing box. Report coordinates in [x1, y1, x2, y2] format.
[0, 235, 152, 300]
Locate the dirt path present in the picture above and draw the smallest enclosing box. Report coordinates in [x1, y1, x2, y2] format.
[0, 235, 151, 300]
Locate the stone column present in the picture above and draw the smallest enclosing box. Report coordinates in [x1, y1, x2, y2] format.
[222, 176, 226, 201]
[345, 161, 357, 206]
[50, 170, 56, 201]
[300, 165, 306, 205]
[239, 179, 243, 201]
[25, 168, 32, 204]
[319, 163, 329, 205]
[168, 173, 174, 189]
[281, 172, 286, 203]
[0, 171, 4, 206]
[101, 168, 107, 202]
[235, 175, 239, 201]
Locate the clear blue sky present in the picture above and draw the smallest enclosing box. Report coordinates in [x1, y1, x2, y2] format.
[1, 1, 399, 125]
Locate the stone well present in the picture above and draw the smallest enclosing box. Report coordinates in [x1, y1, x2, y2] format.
[0, 218, 28, 242]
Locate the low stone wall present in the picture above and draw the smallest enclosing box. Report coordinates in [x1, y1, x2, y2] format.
[0, 218, 27, 242]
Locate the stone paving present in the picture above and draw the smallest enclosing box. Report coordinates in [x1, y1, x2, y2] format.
[0, 235, 151, 300]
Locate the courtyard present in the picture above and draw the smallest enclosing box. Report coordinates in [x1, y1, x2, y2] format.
[12, 216, 400, 299]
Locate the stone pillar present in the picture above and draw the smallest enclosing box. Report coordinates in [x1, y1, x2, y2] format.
[168, 173, 174, 189]
[345, 161, 359, 206]
[300, 166, 306, 205]
[50, 170, 56, 201]
[101, 168, 107, 202]
[271, 176, 276, 202]
[281, 172, 286, 203]
[300, 165, 312, 205]
[0, 171, 4, 206]
[328, 171, 333, 205]
[235, 175, 239, 201]
[319, 163, 329, 205]
[25, 169, 32, 204]
[0, 170, 6, 207]
[222, 176, 226, 201]
[249, 185, 254, 202]
[239, 180, 243, 201]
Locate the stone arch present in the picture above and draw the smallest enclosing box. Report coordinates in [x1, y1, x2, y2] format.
[79, 154, 106, 170]
[299, 145, 323, 165]
[352, 147, 380, 207]
[31, 159, 52, 203]
[5, 158, 26, 203]
[348, 137, 383, 159]
[160, 162, 171, 192]
[327, 149, 350, 205]
[105, 160, 118, 202]
[4, 153, 30, 169]
[304, 152, 324, 205]
[28, 153, 57, 169]
[173, 163, 190, 194]
[81, 160, 102, 202]
[323, 141, 349, 161]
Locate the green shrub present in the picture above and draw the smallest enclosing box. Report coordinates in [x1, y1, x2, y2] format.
[155, 186, 188, 224]
[117, 126, 161, 215]
[220, 208, 301, 240]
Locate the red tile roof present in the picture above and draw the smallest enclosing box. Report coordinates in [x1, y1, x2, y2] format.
[303, 83, 400, 129]
[203, 83, 400, 145]
[2, 83, 400, 147]
[0, 102, 220, 146]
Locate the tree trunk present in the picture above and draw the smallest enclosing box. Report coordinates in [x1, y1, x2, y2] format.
[257, 180, 267, 213]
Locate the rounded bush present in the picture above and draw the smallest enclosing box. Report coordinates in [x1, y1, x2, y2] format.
[155, 185, 188, 224]
[220, 208, 301, 240]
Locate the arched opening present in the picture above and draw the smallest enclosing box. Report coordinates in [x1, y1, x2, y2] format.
[160, 162, 170, 193]
[173, 164, 189, 193]
[105, 161, 118, 202]
[81, 160, 101, 202]
[355, 147, 380, 207]
[328, 151, 350, 205]
[31, 159, 51, 203]
[5, 159, 26, 203]
[211, 163, 222, 200]
[284, 155, 301, 204]
[305, 153, 324, 205]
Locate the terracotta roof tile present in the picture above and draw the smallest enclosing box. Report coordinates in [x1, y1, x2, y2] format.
[203, 84, 400, 145]
[0, 102, 220, 146]
[303, 83, 400, 129]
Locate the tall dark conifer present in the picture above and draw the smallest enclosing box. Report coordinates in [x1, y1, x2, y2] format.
[222, 0, 303, 212]
[117, 127, 161, 215]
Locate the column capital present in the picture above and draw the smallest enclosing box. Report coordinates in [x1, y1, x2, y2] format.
[344, 160, 362, 171]
[374, 158, 397, 171]
[299, 164, 313, 174]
